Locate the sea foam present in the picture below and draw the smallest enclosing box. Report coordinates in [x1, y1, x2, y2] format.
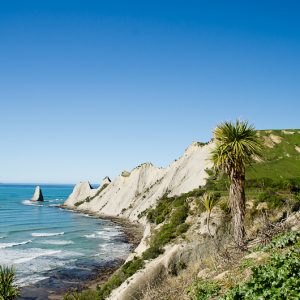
[0, 240, 32, 249]
[14, 249, 62, 264]
[22, 200, 43, 207]
[31, 232, 65, 237]
[39, 240, 74, 245]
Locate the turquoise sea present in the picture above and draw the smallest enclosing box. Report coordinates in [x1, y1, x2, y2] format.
[0, 184, 131, 298]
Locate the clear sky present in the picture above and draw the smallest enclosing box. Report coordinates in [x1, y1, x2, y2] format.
[0, 1, 299, 184]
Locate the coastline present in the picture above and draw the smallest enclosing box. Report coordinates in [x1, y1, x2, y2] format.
[18, 206, 144, 300]
[59, 205, 144, 249]
[59, 206, 144, 298]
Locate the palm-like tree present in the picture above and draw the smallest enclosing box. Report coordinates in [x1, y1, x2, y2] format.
[211, 120, 262, 248]
[201, 192, 217, 236]
[0, 266, 20, 300]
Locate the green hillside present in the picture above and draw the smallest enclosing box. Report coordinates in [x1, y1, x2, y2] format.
[246, 129, 300, 180]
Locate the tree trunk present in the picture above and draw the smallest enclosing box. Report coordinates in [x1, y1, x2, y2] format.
[229, 174, 246, 248]
[207, 211, 212, 237]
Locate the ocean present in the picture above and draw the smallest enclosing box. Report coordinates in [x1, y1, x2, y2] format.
[0, 184, 131, 298]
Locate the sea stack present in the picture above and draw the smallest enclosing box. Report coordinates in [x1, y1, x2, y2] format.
[31, 186, 44, 202]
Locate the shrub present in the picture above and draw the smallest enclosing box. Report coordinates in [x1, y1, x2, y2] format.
[220, 249, 300, 299]
[155, 215, 165, 224]
[97, 257, 144, 300]
[142, 245, 164, 260]
[256, 190, 285, 208]
[74, 200, 86, 207]
[151, 206, 189, 246]
[256, 231, 300, 252]
[146, 196, 173, 224]
[187, 279, 220, 300]
[64, 290, 99, 300]
[144, 193, 191, 261]
[218, 198, 230, 213]
[97, 274, 122, 300]
[176, 223, 189, 235]
[121, 257, 144, 277]
[0, 266, 20, 300]
[121, 171, 131, 177]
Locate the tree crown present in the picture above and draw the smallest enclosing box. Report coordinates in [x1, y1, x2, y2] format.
[211, 120, 262, 176]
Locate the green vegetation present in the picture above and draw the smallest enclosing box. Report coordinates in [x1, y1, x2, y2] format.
[201, 192, 219, 236]
[144, 205, 189, 260]
[144, 189, 205, 260]
[64, 257, 144, 300]
[96, 183, 109, 196]
[220, 236, 300, 299]
[0, 266, 20, 300]
[74, 184, 109, 207]
[74, 200, 86, 207]
[147, 189, 204, 225]
[255, 231, 300, 252]
[97, 257, 144, 300]
[64, 290, 99, 300]
[187, 279, 221, 300]
[121, 171, 131, 177]
[187, 231, 300, 300]
[247, 129, 300, 180]
[97, 257, 144, 299]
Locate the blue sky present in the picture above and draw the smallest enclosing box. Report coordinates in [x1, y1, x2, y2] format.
[0, 1, 299, 183]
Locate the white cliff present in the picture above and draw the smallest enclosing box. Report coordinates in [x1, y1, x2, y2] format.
[65, 181, 97, 205]
[64, 142, 214, 221]
[101, 176, 111, 186]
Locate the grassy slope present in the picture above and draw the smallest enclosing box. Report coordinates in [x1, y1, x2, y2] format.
[246, 129, 300, 180]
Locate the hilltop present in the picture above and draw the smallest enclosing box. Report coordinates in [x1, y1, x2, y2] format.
[247, 129, 300, 180]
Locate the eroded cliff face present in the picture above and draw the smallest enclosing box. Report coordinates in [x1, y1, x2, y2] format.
[64, 142, 214, 222]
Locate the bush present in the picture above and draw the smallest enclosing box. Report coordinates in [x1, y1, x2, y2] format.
[121, 257, 144, 277]
[0, 266, 20, 300]
[65, 257, 145, 300]
[256, 231, 300, 252]
[64, 290, 99, 300]
[176, 223, 189, 235]
[246, 177, 300, 191]
[97, 274, 122, 300]
[187, 279, 220, 300]
[151, 206, 189, 247]
[218, 198, 230, 213]
[220, 249, 300, 299]
[147, 196, 173, 224]
[147, 189, 205, 225]
[256, 190, 285, 208]
[142, 245, 164, 260]
[74, 200, 86, 207]
[144, 193, 191, 261]
[97, 257, 144, 300]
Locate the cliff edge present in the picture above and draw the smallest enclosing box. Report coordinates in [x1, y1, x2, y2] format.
[64, 142, 213, 222]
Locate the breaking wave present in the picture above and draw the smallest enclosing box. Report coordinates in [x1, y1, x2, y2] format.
[39, 240, 74, 246]
[31, 232, 64, 237]
[0, 240, 32, 249]
[22, 200, 43, 207]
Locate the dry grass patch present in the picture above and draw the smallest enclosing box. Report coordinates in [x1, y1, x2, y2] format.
[140, 263, 201, 300]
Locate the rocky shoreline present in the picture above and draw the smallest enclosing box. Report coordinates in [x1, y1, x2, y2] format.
[17, 207, 144, 300]
[59, 206, 144, 249]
